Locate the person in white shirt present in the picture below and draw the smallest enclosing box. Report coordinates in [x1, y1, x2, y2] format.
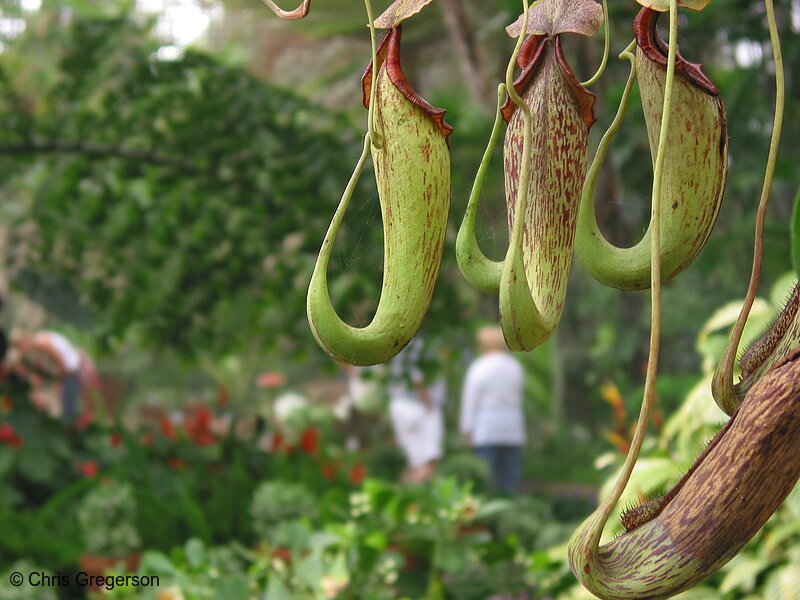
[459, 326, 526, 494]
[388, 339, 444, 484]
[9, 330, 85, 422]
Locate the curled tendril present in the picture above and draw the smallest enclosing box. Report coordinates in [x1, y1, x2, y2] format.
[262, 0, 311, 20]
[568, 0, 679, 595]
[581, 0, 609, 86]
[712, 0, 785, 415]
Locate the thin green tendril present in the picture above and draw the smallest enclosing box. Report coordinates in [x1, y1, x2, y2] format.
[364, 0, 383, 150]
[312, 133, 372, 276]
[464, 82, 507, 230]
[581, 0, 610, 86]
[582, 39, 637, 190]
[472, 0, 542, 238]
[712, 0, 785, 414]
[506, 0, 536, 263]
[590, 0, 678, 539]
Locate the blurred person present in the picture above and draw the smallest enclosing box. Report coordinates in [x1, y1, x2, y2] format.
[8, 329, 90, 422]
[0, 297, 28, 402]
[388, 339, 444, 484]
[339, 363, 382, 415]
[459, 326, 526, 494]
[333, 363, 384, 451]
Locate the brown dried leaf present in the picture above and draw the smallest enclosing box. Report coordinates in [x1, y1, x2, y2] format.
[262, 0, 311, 20]
[506, 0, 603, 38]
[374, 0, 437, 28]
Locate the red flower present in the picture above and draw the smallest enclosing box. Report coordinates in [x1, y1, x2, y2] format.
[194, 406, 211, 428]
[0, 424, 13, 441]
[216, 386, 229, 407]
[256, 372, 286, 388]
[0, 423, 22, 448]
[140, 431, 154, 446]
[76, 412, 94, 430]
[192, 431, 215, 446]
[272, 547, 292, 565]
[270, 432, 285, 453]
[299, 427, 320, 456]
[76, 460, 98, 477]
[109, 433, 123, 447]
[168, 457, 188, 470]
[321, 461, 338, 481]
[349, 463, 366, 485]
[159, 417, 176, 441]
[184, 406, 215, 446]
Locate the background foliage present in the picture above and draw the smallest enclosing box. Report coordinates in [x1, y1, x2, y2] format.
[1, 0, 797, 420]
[0, 1, 799, 598]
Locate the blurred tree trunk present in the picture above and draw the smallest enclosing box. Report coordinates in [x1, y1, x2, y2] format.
[439, 0, 491, 106]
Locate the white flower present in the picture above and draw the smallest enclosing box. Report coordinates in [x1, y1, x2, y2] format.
[332, 395, 353, 420]
[383, 570, 398, 585]
[273, 392, 307, 423]
[320, 575, 348, 598]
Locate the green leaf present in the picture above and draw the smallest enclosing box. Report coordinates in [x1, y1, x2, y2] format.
[765, 563, 800, 600]
[295, 552, 325, 588]
[435, 539, 469, 573]
[363, 531, 388, 551]
[475, 499, 512, 520]
[264, 576, 292, 600]
[308, 531, 340, 551]
[719, 555, 770, 594]
[769, 272, 798, 308]
[272, 519, 311, 555]
[138, 551, 179, 576]
[16, 449, 58, 484]
[672, 586, 724, 600]
[184, 538, 206, 570]
[765, 521, 800, 554]
[780, 484, 800, 519]
[212, 576, 251, 600]
[791, 185, 800, 277]
[0, 449, 16, 478]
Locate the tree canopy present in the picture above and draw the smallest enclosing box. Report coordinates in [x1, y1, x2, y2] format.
[0, 0, 798, 415]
